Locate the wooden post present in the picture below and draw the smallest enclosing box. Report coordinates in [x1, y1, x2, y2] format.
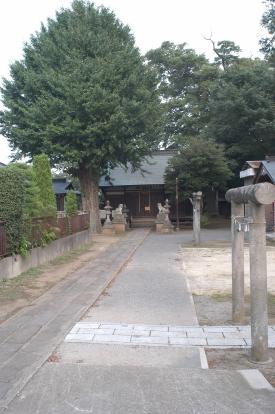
[226, 182, 275, 363]
[231, 201, 245, 324]
[192, 191, 202, 245]
[249, 203, 269, 363]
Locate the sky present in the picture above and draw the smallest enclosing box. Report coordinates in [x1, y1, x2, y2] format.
[0, 0, 267, 163]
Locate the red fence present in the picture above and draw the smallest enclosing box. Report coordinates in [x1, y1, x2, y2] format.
[0, 212, 90, 257]
[0, 221, 7, 257]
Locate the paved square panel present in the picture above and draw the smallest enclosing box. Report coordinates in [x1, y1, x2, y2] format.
[65, 323, 275, 348]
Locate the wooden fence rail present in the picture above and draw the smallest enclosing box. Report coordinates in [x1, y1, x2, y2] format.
[0, 212, 90, 258]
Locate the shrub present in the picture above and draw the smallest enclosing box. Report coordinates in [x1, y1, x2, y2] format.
[0, 168, 25, 253]
[65, 191, 78, 217]
[33, 154, 57, 217]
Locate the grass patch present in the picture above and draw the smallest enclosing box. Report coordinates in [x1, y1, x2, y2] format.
[0, 266, 45, 302]
[268, 294, 275, 305]
[210, 293, 232, 302]
[50, 242, 93, 265]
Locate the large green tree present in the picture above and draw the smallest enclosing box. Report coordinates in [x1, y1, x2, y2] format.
[260, 0, 275, 64]
[204, 58, 275, 179]
[164, 136, 232, 199]
[146, 42, 217, 147]
[0, 0, 160, 232]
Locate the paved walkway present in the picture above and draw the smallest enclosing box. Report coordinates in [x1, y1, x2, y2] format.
[65, 322, 275, 348]
[0, 229, 149, 411]
[2, 228, 275, 413]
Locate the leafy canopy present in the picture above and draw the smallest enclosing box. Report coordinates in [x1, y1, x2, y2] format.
[164, 137, 232, 199]
[146, 41, 217, 146]
[204, 58, 275, 177]
[0, 0, 160, 178]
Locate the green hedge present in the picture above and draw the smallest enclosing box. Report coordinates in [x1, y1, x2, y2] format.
[33, 154, 57, 217]
[0, 168, 25, 253]
[65, 190, 78, 217]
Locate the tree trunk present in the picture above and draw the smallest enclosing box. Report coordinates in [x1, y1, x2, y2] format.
[78, 166, 101, 234]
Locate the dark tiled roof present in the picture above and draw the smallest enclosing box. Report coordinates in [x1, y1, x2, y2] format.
[99, 152, 175, 187]
[52, 178, 74, 195]
[261, 160, 275, 183]
[0, 162, 6, 168]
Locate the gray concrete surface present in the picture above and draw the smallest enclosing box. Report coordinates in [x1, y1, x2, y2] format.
[5, 365, 275, 414]
[2, 227, 275, 413]
[0, 229, 149, 411]
[83, 232, 198, 325]
[56, 343, 202, 367]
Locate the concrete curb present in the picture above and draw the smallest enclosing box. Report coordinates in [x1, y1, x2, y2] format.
[239, 369, 274, 391]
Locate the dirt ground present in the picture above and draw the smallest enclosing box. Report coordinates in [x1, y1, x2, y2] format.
[206, 348, 275, 388]
[182, 243, 275, 325]
[0, 233, 122, 324]
[182, 242, 275, 386]
[182, 244, 275, 296]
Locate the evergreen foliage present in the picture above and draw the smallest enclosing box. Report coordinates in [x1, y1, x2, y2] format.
[65, 190, 78, 216]
[205, 58, 275, 179]
[146, 42, 216, 146]
[260, 0, 275, 63]
[0, 168, 25, 253]
[33, 154, 57, 217]
[164, 137, 232, 199]
[0, 0, 160, 232]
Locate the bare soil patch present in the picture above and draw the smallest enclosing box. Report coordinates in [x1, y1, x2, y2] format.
[0, 234, 122, 324]
[193, 293, 275, 325]
[182, 242, 275, 386]
[206, 348, 275, 388]
[183, 244, 275, 325]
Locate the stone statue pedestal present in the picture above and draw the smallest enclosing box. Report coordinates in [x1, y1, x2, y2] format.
[160, 222, 174, 234]
[155, 212, 165, 233]
[102, 223, 115, 235]
[113, 205, 127, 233]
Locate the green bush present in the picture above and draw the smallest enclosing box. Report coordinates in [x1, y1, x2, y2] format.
[0, 168, 25, 253]
[65, 191, 78, 217]
[33, 154, 57, 217]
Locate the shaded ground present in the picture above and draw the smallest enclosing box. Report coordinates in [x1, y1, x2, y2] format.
[0, 234, 122, 323]
[206, 348, 275, 388]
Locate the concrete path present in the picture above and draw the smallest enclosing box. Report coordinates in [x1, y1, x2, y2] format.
[83, 231, 198, 325]
[2, 228, 275, 413]
[0, 229, 149, 411]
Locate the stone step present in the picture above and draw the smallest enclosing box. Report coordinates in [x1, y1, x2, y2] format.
[131, 218, 155, 228]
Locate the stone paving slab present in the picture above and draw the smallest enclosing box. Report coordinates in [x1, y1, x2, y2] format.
[65, 322, 275, 348]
